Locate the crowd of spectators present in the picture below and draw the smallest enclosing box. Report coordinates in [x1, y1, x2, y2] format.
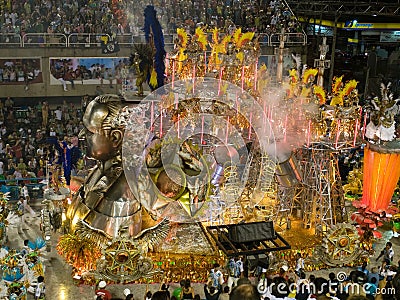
[0, 0, 125, 43]
[220, 251, 398, 300]
[0, 59, 41, 90]
[0, 0, 303, 43]
[114, 0, 303, 35]
[252, 260, 399, 300]
[105, 254, 399, 299]
[0, 95, 91, 194]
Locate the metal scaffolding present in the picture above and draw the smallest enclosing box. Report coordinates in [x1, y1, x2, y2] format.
[297, 142, 345, 235]
[275, 185, 296, 229]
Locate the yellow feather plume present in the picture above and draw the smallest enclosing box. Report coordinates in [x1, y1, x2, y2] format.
[313, 85, 326, 105]
[212, 27, 219, 44]
[233, 28, 242, 46]
[236, 51, 244, 63]
[195, 27, 207, 50]
[330, 94, 344, 106]
[288, 69, 298, 84]
[177, 28, 188, 48]
[332, 75, 343, 94]
[342, 79, 358, 96]
[237, 31, 255, 48]
[302, 68, 318, 84]
[150, 68, 158, 88]
[221, 35, 232, 53]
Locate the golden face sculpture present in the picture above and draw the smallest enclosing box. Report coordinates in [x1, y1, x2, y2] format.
[80, 95, 123, 162]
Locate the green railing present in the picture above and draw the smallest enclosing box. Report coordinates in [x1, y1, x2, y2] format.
[0, 178, 47, 200]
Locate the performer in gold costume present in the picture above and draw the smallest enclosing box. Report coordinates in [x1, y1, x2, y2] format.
[66, 94, 142, 237]
[133, 52, 147, 97]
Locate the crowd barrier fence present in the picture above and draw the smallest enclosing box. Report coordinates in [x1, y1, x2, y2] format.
[0, 32, 306, 48]
[0, 178, 47, 201]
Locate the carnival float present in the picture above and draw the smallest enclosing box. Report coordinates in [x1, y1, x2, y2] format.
[55, 5, 400, 285]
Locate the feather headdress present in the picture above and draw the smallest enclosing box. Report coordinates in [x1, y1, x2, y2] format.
[209, 28, 231, 67]
[237, 31, 255, 48]
[194, 27, 207, 50]
[330, 94, 344, 106]
[381, 82, 393, 101]
[288, 69, 298, 84]
[342, 79, 358, 97]
[302, 68, 318, 84]
[211, 27, 219, 44]
[177, 28, 188, 48]
[210, 27, 231, 51]
[313, 85, 326, 105]
[232, 28, 242, 46]
[332, 76, 343, 94]
[221, 35, 232, 52]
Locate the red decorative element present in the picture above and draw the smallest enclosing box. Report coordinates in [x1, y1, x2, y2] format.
[372, 231, 382, 238]
[351, 202, 399, 239]
[352, 200, 367, 209]
[363, 218, 374, 224]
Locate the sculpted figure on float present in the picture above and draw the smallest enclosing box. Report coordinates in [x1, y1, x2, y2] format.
[66, 94, 142, 237]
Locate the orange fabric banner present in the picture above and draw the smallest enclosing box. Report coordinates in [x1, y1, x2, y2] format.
[362, 145, 400, 212]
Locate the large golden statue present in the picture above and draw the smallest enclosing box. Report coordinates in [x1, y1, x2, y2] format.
[66, 94, 142, 237]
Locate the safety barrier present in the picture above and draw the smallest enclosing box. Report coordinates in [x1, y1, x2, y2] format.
[0, 178, 46, 201]
[270, 32, 307, 46]
[0, 34, 22, 47]
[68, 33, 109, 48]
[0, 32, 306, 48]
[22, 33, 68, 47]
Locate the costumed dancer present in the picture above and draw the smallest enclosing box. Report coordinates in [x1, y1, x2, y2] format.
[207, 263, 225, 290]
[130, 43, 153, 97]
[34, 275, 45, 300]
[21, 239, 32, 256]
[52, 137, 81, 186]
[365, 82, 400, 142]
[227, 256, 244, 289]
[20, 183, 36, 218]
[24, 238, 46, 292]
[15, 197, 25, 234]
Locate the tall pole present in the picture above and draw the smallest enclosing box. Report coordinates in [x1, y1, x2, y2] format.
[276, 28, 286, 84]
[328, 15, 339, 93]
[314, 36, 330, 87]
